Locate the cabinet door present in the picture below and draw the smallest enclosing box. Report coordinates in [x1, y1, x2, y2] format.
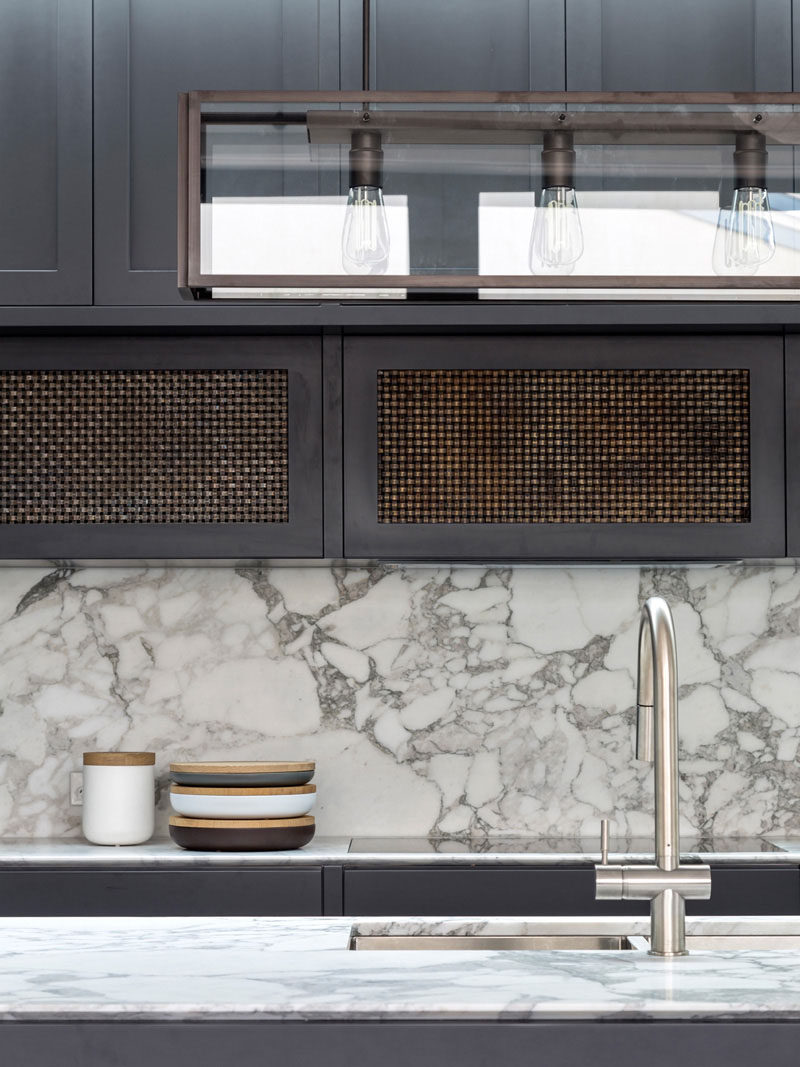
[0, 868, 323, 916]
[0, 0, 91, 304]
[343, 334, 785, 561]
[93, 0, 340, 305]
[0, 336, 323, 559]
[566, 0, 791, 90]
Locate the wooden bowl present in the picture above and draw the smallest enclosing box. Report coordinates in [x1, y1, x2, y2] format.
[169, 815, 315, 852]
[169, 761, 315, 787]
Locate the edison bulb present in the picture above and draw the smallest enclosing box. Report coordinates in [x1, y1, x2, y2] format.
[342, 185, 390, 275]
[713, 186, 775, 275]
[529, 186, 584, 275]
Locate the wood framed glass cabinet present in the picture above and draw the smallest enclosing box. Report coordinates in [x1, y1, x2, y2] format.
[343, 334, 785, 560]
[0, 336, 323, 560]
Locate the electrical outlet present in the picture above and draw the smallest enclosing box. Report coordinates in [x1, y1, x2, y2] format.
[69, 771, 83, 806]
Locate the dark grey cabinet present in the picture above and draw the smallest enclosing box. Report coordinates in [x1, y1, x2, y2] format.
[343, 333, 786, 561]
[343, 864, 800, 917]
[0, 867, 323, 916]
[566, 0, 792, 90]
[0, 335, 324, 559]
[93, 0, 340, 305]
[0, 0, 92, 305]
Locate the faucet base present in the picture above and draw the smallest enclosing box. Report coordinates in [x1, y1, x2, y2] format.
[650, 888, 687, 957]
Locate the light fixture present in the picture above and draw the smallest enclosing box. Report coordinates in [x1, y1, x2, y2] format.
[529, 130, 584, 275]
[713, 131, 776, 275]
[342, 129, 390, 274]
[340, 0, 390, 275]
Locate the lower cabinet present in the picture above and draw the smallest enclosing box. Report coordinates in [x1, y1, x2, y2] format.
[0, 868, 323, 916]
[342, 865, 800, 916]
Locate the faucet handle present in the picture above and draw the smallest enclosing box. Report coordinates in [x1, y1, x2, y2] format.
[599, 819, 610, 865]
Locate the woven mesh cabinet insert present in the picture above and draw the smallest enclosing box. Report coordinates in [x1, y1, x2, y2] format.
[377, 368, 750, 524]
[0, 369, 288, 523]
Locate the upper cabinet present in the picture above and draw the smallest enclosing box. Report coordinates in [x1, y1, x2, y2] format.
[93, 0, 340, 305]
[566, 0, 792, 90]
[343, 334, 786, 561]
[0, 0, 92, 305]
[0, 335, 324, 559]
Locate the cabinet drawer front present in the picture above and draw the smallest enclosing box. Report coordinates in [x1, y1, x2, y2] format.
[0, 869, 322, 916]
[344, 867, 648, 917]
[344, 865, 799, 917]
[344, 334, 785, 559]
[0, 336, 323, 558]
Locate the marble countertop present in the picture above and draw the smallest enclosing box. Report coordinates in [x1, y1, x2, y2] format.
[4, 915, 800, 1021]
[0, 836, 798, 867]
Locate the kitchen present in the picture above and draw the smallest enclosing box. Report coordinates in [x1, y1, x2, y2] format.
[4, 0, 800, 1063]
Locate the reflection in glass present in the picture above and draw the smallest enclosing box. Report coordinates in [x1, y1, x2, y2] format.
[529, 186, 584, 274]
[713, 187, 776, 275]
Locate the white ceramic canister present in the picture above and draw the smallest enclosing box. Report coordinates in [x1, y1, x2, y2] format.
[82, 752, 156, 845]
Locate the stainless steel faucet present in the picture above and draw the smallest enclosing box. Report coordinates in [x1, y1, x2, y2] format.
[595, 596, 711, 956]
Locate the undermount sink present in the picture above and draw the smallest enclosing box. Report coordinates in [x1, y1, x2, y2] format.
[352, 934, 638, 951]
[349, 920, 800, 953]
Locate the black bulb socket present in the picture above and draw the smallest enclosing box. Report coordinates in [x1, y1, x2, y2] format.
[733, 131, 768, 191]
[541, 129, 576, 190]
[349, 129, 383, 189]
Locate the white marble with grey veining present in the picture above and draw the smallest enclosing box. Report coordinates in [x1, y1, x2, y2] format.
[3, 915, 800, 1020]
[1, 562, 800, 840]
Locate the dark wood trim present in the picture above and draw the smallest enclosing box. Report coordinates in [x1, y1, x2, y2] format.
[0, 336, 324, 560]
[177, 94, 189, 297]
[322, 329, 345, 558]
[191, 89, 800, 104]
[343, 334, 786, 560]
[188, 273, 800, 291]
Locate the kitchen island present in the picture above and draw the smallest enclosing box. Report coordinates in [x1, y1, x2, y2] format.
[3, 914, 800, 1066]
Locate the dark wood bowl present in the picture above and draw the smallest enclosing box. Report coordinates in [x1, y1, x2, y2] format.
[169, 815, 315, 852]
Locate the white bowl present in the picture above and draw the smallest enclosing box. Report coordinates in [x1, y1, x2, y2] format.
[169, 785, 316, 820]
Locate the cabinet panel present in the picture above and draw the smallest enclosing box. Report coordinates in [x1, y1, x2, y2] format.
[94, 0, 340, 305]
[0, 868, 322, 916]
[340, 0, 565, 91]
[344, 867, 650, 917]
[343, 334, 785, 560]
[0, 0, 91, 304]
[0, 336, 323, 559]
[343, 865, 799, 917]
[566, 0, 792, 91]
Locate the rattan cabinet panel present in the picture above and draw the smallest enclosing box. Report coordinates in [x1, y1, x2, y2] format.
[343, 334, 785, 560]
[0, 336, 323, 559]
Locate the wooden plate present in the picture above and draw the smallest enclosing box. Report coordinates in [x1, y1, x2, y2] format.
[169, 761, 315, 787]
[168, 815, 315, 852]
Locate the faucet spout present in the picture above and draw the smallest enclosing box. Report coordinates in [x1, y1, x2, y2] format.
[638, 597, 680, 872]
[595, 595, 711, 957]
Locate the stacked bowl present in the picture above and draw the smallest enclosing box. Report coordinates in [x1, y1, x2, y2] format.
[168, 761, 316, 851]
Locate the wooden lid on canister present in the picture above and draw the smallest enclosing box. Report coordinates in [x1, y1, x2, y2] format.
[83, 752, 156, 766]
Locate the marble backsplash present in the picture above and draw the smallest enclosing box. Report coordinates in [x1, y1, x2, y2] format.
[0, 562, 799, 840]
